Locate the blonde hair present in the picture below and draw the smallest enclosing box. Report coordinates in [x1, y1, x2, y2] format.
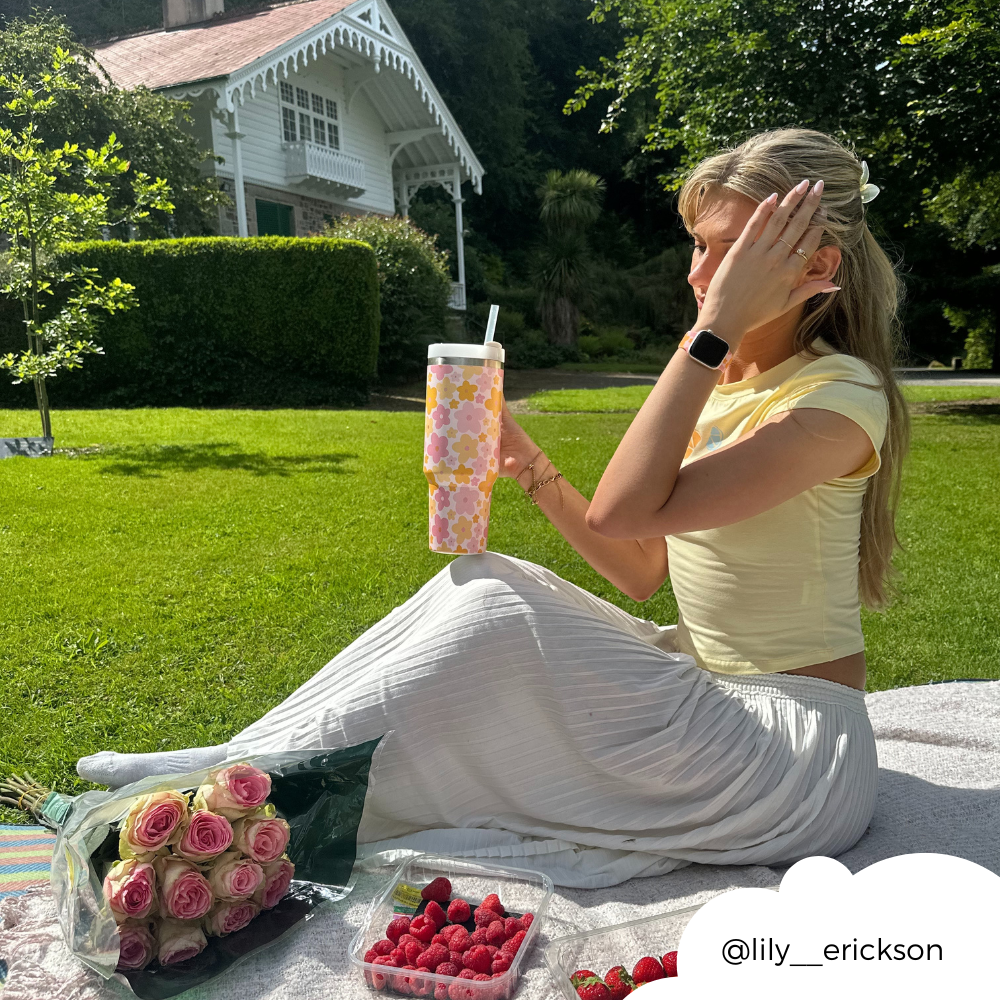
[677, 128, 910, 609]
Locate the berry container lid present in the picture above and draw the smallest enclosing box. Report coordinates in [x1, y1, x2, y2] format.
[349, 852, 554, 1000]
[543, 903, 703, 1000]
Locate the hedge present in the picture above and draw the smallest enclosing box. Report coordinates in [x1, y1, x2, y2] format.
[0, 237, 380, 409]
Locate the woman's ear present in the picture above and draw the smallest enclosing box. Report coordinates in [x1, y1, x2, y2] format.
[802, 245, 842, 285]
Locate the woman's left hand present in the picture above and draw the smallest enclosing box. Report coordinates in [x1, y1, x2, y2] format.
[699, 179, 838, 344]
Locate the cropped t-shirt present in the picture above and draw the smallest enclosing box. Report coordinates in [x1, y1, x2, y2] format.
[667, 339, 889, 675]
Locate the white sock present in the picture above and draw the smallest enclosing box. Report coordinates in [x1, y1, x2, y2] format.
[76, 745, 231, 789]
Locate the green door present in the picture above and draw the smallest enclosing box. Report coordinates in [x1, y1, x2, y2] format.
[256, 200, 294, 236]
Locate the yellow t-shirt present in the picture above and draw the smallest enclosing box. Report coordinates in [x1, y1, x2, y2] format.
[667, 340, 889, 674]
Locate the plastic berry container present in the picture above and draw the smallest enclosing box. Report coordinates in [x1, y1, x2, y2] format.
[543, 904, 702, 999]
[349, 853, 554, 999]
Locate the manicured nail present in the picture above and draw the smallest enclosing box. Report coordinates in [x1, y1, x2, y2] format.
[796, 179, 810, 192]
[812, 179, 825, 196]
[820, 286, 841, 294]
[766, 192, 778, 204]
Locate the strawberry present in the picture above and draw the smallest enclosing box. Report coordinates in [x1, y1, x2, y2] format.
[373, 939, 395, 956]
[571, 971, 599, 988]
[631, 957, 664, 985]
[436, 961, 461, 978]
[473, 906, 497, 928]
[424, 900, 448, 929]
[603, 966, 634, 999]
[491, 953, 511, 975]
[421, 877, 452, 903]
[500, 930, 526, 957]
[662, 951, 678, 977]
[386, 915, 412, 943]
[486, 920, 507, 946]
[464, 944, 493, 974]
[481, 893, 504, 916]
[410, 915, 437, 944]
[575, 977, 611, 1000]
[416, 943, 450, 971]
[503, 916, 521, 938]
[447, 898, 472, 924]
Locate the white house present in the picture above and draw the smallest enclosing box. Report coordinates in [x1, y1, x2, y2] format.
[93, 0, 485, 309]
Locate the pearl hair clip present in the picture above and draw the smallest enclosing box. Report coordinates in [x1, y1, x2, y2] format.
[859, 161, 881, 204]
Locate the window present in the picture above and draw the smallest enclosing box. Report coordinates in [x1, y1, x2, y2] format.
[256, 200, 294, 236]
[280, 85, 341, 148]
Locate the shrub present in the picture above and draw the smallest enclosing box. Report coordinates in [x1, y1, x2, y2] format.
[0, 237, 380, 409]
[324, 214, 451, 382]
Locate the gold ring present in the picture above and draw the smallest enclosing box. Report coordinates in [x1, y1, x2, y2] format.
[795, 248, 809, 261]
[777, 238, 796, 251]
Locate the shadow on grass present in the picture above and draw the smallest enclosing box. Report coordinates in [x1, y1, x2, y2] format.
[911, 400, 1000, 417]
[89, 444, 357, 478]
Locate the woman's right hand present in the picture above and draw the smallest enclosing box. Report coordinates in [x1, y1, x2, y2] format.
[498, 401, 543, 481]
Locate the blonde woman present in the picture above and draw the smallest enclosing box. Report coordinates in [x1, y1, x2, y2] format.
[80, 129, 908, 887]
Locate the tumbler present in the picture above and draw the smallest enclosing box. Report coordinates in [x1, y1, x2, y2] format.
[424, 341, 505, 554]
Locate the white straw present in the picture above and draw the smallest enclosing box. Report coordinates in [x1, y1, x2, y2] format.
[484, 304, 500, 345]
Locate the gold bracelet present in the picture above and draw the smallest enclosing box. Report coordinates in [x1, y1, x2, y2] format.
[525, 472, 563, 505]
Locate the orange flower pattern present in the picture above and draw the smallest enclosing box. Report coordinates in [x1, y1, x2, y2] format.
[424, 363, 504, 554]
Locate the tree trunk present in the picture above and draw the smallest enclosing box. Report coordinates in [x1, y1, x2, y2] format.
[34, 377, 51, 438]
[541, 297, 580, 347]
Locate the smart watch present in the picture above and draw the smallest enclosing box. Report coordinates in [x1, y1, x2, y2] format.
[680, 328, 733, 371]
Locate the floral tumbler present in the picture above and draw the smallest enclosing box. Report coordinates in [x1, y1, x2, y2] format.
[424, 341, 505, 554]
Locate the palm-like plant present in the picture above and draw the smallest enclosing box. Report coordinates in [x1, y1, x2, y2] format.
[534, 169, 605, 346]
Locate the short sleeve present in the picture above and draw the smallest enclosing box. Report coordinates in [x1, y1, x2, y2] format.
[764, 355, 889, 480]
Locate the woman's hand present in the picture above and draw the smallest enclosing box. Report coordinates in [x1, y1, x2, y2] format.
[700, 179, 838, 345]
[498, 402, 543, 481]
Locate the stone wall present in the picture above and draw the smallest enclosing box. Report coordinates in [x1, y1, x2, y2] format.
[216, 179, 374, 236]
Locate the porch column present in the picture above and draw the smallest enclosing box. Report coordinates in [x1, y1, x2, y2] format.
[454, 187, 466, 291]
[227, 106, 249, 237]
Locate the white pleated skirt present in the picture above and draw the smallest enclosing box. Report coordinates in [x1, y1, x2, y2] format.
[227, 553, 878, 887]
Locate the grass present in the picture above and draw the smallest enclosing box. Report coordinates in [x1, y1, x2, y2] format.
[1, 403, 998, 817]
[526, 383, 1000, 412]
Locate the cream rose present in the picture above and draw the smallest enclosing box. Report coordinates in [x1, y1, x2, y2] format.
[231, 815, 290, 864]
[252, 856, 295, 910]
[158, 918, 207, 965]
[118, 790, 189, 861]
[193, 763, 271, 821]
[203, 899, 260, 937]
[206, 850, 264, 902]
[154, 856, 214, 921]
[116, 919, 157, 972]
[173, 809, 234, 863]
[103, 858, 157, 923]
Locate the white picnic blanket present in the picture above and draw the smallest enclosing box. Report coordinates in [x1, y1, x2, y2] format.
[1, 680, 997, 1000]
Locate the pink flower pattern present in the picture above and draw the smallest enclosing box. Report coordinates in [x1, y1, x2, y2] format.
[424, 363, 504, 554]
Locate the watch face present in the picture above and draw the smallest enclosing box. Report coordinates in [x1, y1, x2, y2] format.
[690, 330, 730, 368]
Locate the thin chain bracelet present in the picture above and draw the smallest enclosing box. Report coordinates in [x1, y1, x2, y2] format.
[525, 471, 563, 505]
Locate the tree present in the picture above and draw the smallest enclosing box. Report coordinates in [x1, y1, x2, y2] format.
[534, 169, 605, 345]
[1, 16, 225, 237]
[0, 48, 173, 438]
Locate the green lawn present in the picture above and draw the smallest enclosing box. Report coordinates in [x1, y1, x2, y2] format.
[526, 383, 1000, 413]
[1, 403, 998, 817]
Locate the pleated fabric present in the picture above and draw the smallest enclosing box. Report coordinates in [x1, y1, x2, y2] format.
[227, 553, 877, 881]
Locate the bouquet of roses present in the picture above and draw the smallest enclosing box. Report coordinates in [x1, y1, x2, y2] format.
[105, 762, 296, 972]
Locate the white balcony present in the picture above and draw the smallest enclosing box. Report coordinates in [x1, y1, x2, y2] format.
[449, 282, 466, 311]
[284, 141, 366, 197]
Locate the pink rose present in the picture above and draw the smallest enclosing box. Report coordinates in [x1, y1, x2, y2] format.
[116, 920, 156, 971]
[173, 809, 233, 862]
[103, 859, 157, 923]
[206, 850, 264, 902]
[232, 815, 290, 864]
[253, 857, 295, 910]
[204, 899, 260, 937]
[118, 790, 188, 860]
[158, 918, 207, 965]
[154, 856, 213, 921]
[194, 763, 271, 820]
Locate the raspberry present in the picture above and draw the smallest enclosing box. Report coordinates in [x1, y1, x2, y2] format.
[387, 916, 412, 943]
[481, 893, 503, 916]
[395, 965, 418, 996]
[404, 938, 425, 964]
[424, 900, 448, 929]
[473, 974, 492, 981]
[500, 930, 526, 957]
[432, 933, 449, 948]
[485, 945, 499, 958]
[436, 961, 461, 978]
[416, 944, 450, 972]
[473, 906, 497, 928]
[491, 953, 511, 974]
[412, 968, 435, 998]
[364, 948, 379, 963]
[570, 971, 598, 988]
[463, 944, 493, 974]
[447, 898, 472, 924]
[448, 926, 471, 952]
[662, 951, 678, 977]
[631, 956, 664, 985]
[520, 913, 534, 931]
[371, 955, 399, 991]
[603, 966, 635, 1000]
[435, 983, 450, 1000]
[399, 934, 421, 950]
[391, 948, 407, 965]
[448, 950, 466, 969]
[470, 927, 489, 946]
[374, 939, 395, 956]
[440, 924, 461, 942]
[485, 920, 507, 946]
[412, 915, 438, 944]
[503, 917, 520, 938]
[421, 877, 452, 903]
[576, 980, 611, 1000]
[447, 970, 477, 1000]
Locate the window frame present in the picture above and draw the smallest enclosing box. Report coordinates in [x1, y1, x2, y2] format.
[278, 81, 343, 151]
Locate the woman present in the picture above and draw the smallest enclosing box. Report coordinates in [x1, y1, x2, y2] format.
[79, 129, 908, 888]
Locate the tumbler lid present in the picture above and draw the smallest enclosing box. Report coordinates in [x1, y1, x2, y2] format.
[428, 342, 505, 364]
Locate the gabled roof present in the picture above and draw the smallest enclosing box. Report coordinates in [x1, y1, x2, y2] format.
[92, 0, 356, 91]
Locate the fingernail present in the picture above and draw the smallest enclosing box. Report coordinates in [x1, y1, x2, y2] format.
[796, 179, 810, 192]
[766, 193, 778, 204]
[813, 179, 825, 196]
[820, 286, 841, 294]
